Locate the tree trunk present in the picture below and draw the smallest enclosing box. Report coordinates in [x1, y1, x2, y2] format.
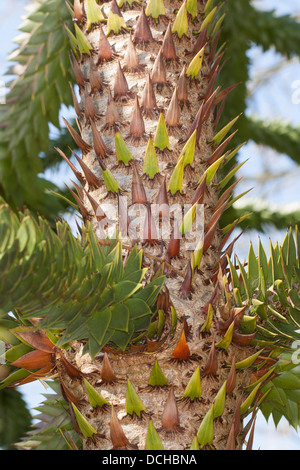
[60, 0, 255, 450]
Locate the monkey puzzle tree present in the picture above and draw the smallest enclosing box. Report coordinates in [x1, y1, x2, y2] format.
[1, 0, 300, 451]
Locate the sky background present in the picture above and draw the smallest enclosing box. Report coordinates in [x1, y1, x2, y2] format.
[1, 0, 300, 450]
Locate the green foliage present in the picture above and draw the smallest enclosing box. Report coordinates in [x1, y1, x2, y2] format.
[227, 227, 300, 427]
[245, 118, 300, 167]
[248, 8, 300, 58]
[0, 388, 32, 450]
[218, 0, 300, 230]
[220, 0, 300, 126]
[0, 0, 74, 222]
[221, 200, 300, 233]
[16, 380, 82, 450]
[0, 199, 164, 358]
[45, 119, 79, 170]
[0, 0, 300, 450]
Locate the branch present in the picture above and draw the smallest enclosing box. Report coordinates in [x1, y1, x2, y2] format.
[0, 0, 74, 222]
[249, 8, 300, 58]
[0, 200, 164, 358]
[221, 199, 300, 233]
[245, 117, 300, 166]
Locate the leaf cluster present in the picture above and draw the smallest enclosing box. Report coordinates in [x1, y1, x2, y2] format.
[0, 199, 164, 358]
[0, 0, 75, 222]
[227, 227, 300, 427]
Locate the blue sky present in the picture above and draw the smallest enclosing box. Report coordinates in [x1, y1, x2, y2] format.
[1, 0, 300, 450]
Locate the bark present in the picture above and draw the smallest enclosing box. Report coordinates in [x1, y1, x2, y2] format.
[61, 0, 255, 450]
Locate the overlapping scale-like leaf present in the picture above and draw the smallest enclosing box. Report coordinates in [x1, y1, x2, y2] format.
[16, 380, 82, 450]
[0, 200, 164, 359]
[0, 0, 74, 221]
[225, 226, 300, 426]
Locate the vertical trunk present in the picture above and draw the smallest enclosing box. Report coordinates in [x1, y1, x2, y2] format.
[60, 0, 254, 450]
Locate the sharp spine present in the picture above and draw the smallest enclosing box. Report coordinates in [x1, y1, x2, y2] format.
[161, 22, 177, 61]
[129, 95, 146, 139]
[151, 48, 167, 86]
[133, 7, 154, 44]
[161, 388, 180, 431]
[165, 86, 180, 127]
[141, 74, 157, 116]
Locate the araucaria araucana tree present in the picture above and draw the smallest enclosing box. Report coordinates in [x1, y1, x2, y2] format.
[1, 0, 300, 451]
